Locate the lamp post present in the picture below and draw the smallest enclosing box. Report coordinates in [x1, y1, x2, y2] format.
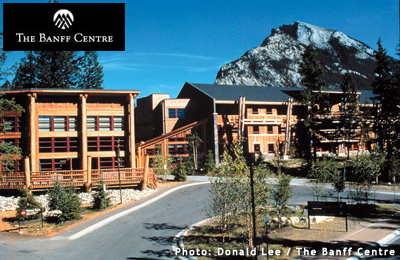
[246, 152, 257, 257]
[117, 139, 122, 204]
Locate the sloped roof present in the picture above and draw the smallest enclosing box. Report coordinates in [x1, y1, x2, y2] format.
[187, 83, 296, 102]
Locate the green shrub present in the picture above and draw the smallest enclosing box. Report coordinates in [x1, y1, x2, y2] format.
[17, 189, 41, 220]
[58, 185, 81, 222]
[204, 150, 216, 174]
[48, 177, 66, 210]
[92, 178, 110, 210]
[172, 162, 187, 181]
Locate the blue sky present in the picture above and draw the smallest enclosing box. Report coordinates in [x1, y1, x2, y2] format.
[1, 0, 399, 99]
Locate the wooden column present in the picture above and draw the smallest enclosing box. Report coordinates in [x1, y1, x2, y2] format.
[28, 94, 38, 172]
[128, 94, 136, 168]
[80, 94, 88, 170]
[86, 156, 92, 191]
[142, 154, 149, 190]
[24, 157, 30, 189]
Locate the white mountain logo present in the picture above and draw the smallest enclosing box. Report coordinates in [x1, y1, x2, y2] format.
[53, 9, 74, 30]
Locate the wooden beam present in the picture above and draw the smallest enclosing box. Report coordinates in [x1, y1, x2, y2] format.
[28, 94, 38, 172]
[80, 94, 88, 170]
[129, 94, 136, 168]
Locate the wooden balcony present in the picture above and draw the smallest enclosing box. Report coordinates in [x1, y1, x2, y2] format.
[0, 167, 156, 191]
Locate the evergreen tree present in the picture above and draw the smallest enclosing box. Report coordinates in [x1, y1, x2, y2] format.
[204, 150, 216, 174]
[78, 51, 104, 89]
[92, 178, 111, 210]
[48, 177, 66, 210]
[172, 162, 187, 181]
[0, 32, 24, 174]
[299, 44, 329, 161]
[58, 185, 81, 222]
[372, 39, 399, 155]
[12, 51, 104, 89]
[338, 73, 360, 159]
[17, 189, 42, 220]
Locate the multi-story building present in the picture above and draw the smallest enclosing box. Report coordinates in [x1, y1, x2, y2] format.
[136, 83, 375, 165]
[0, 89, 157, 191]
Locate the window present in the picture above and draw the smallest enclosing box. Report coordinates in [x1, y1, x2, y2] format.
[168, 108, 185, 119]
[39, 116, 51, 132]
[254, 144, 260, 153]
[252, 108, 258, 114]
[3, 117, 18, 132]
[253, 126, 259, 134]
[113, 116, 124, 131]
[54, 117, 66, 131]
[268, 144, 274, 154]
[69, 116, 77, 131]
[87, 116, 97, 131]
[39, 137, 78, 153]
[267, 125, 273, 134]
[99, 116, 111, 131]
[39, 158, 74, 171]
[39, 116, 76, 132]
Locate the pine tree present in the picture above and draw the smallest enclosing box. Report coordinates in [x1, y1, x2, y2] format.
[0, 32, 24, 174]
[372, 39, 399, 155]
[299, 44, 329, 161]
[12, 51, 104, 89]
[92, 178, 111, 210]
[58, 185, 81, 222]
[204, 150, 216, 174]
[338, 73, 360, 159]
[77, 51, 104, 89]
[48, 177, 67, 210]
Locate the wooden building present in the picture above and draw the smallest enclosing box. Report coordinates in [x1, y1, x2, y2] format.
[0, 89, 157, 191]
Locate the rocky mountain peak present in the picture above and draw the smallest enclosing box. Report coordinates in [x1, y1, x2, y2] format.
[215, 21, 390, 89]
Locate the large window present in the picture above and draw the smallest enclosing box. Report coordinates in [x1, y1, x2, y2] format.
[39, 158, 78, 171]
[88, 136, 124, 152]
[168, 108, 185, 119]
[39, 116, 77, 132]
[2, 116, 20, 133]
[88, 116, 124, 131]
[267, 125, 273, 134]
[39, 137, 78, 153]
[253, 125, 259, 134]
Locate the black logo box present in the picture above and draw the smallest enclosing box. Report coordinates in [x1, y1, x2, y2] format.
[3, 3, 125, 51]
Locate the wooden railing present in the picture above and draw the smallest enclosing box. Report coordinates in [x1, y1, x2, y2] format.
[30, 170, 86, 189]
[0, 172, 25, 189]
[91, 168, 145, 186]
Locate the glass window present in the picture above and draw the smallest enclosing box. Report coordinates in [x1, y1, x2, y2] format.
[177, 109, 185, 118]
[99, 116, 111, 131]
[3, 117, 15, 132]
[54, 116, 66, 131]
[39, 116, 51, 132]
[168, 109, 176, 118]
[113, 116, 124, 131]
[267, 125, 273, 134]
[254, 144, 260, 153]
[69, 116, 77, 131]
[268, 144, 274, 154]
[87, 116, 97, 131]
[39, 138, 52, 153]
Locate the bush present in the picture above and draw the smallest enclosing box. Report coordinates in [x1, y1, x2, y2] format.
[172, 162, 187, 181]
[17, 189, 42, 220]
[92, 178, 110, 210]
[48, 177, 66, 211]
[58, 185, 81, 222]
[204, 150, 216, 174]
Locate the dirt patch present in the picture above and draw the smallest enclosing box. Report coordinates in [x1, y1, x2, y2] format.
[157, 181, 185, 188]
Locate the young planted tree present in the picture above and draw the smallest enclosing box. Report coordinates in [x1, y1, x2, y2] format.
[92, 178, 111, 210]
[204, 150, 216, 174]
[17, 189, 42, 220]
[48, 177, 66, 210]
[152, 147, 171, 179]
[187, 132, 203, 171]
[299, 44, 329, 162]
[58, 185, 81, 222]
[269, 172, 292, 228]
[172, 162, 187, 181]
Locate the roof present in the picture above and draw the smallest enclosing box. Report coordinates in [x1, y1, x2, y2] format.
[186, 83, 296, 102]
[2, 88, 140, 96]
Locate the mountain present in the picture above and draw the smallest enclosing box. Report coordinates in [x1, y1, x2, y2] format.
[215, 21, 396, 90]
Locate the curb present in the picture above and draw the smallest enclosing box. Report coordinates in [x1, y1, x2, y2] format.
[377, 229, 400, 245]
[52, 181, 208, 241]
[172, 218, 213, 260]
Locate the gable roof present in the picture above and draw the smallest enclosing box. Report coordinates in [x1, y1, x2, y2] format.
[186, 83, 296, 102]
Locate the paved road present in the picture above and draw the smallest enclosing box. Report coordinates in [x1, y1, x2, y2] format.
[0, 178, 399, 260]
